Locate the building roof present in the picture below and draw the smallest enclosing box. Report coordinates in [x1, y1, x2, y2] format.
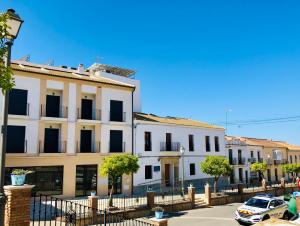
[11, 60, 135, 89]
[134, 112, 224, 130]
[226, 136, 300, 150]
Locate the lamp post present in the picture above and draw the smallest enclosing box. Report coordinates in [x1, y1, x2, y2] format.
[180, 146, 185, 197]
[0, 9, 23, 224]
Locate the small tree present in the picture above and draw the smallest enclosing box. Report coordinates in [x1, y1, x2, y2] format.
[0, 12, 15, 93]
[250, 162, 267, 182]
[99, 154, 139, 207]
[200, 156, 232, 194]
[282, 164, 300, 183]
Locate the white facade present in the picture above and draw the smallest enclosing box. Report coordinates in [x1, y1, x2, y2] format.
[133, 115, 226, 189]
[225, 137, 263, 184]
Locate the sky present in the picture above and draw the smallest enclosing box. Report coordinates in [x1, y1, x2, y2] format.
[1, 0, 300, 145]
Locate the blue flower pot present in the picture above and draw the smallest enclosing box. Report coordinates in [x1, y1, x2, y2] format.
[155, 211, 163, 219]
[11, 174, 26, 186]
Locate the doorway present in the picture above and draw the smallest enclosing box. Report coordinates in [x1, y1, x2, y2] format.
[80, 130, 92, 153]
[76, 165, 97, 196]
[46, 95, 60, 117]
[81, 99, 93, 119]
[44, 128, 59, 153]
[165, 164, 171, 186]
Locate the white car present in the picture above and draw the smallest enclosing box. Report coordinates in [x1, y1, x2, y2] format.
[235, 194, 289, 225]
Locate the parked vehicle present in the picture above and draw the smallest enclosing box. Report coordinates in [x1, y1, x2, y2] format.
[235, 194, 289, 225]
[254, 214, 300, 225]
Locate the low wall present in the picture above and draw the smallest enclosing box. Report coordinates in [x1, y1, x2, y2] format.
[211, 186, 299, 206]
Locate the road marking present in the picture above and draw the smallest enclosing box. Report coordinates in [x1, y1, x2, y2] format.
[170, 216, 235, 221]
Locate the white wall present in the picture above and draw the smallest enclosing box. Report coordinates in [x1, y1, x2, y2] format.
[133, 121, 226, 186]
[101, 72, 141, 112]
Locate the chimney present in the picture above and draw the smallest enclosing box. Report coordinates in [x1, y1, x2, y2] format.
[77, 64, 84, 74]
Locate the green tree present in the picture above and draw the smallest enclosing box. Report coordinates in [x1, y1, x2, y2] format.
[250, 162, 267, 181]
[282, 164, 300, 182]
[99, 154, 139, 207]
[200, 156, 232, 194]
[0, 12, 15, 93]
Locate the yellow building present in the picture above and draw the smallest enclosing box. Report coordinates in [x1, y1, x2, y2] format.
[2, 60, 136, 197]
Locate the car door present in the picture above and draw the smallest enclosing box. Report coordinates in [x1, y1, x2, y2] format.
[268, 200, 278, 218]
[275, 200, 287, 218]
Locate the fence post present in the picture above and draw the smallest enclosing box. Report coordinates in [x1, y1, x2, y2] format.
[150, 218, 168, 226]
[88, 195, 98, 224]
[237, 183, 244, 202]
[188, 185, 195, 208]
[4, 185, 35, 226]
[262, 179, 267, 191]
[204, 184, 211, 205]
[281, 177, 285, 189]
[147, 191, 155, 209]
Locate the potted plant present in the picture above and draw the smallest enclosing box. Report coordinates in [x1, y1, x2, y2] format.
[152, 206, 164, 219]
[11, 169, 34, 186]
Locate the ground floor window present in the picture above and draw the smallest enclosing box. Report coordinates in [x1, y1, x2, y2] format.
[238, 168, 243, 182]
[189, 163, 195, 176]
[108, 175, 122, 195]
[145, 165, 152, 179]
[76, 165, 97, 197]
[5, 166, 63, 195]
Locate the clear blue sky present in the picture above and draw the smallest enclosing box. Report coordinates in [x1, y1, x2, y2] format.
[1, 0, 300, 145]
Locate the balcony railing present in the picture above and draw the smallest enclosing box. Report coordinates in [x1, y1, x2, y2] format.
[230, 157, 245, 165]
[39, 140, 67, 153]
[238, 157, 246, 165]
[6, 140, 27, 154]
[8, 103, 30, 116]
[40, 105, 68, 118]
[258, 158, 264, 163]
[76, 141, 101, 153]
[160, 142, 180, 152]
[248, 157, 257, 164]
[274, 159, 288, 165]
[109, 111, 126, 122]
[77, 108, 101, 121]
[109, 142, 125, 153]
[265, 159, 273, 166]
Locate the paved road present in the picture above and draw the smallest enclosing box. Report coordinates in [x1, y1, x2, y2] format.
[168, 203, 242, 226]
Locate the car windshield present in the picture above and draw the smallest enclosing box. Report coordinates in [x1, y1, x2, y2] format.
[245, 198, 269, 209]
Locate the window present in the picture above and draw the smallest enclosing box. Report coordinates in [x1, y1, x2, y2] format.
[238, 149, 242, 164]
[250, 151, 254, 158]
[145, 165, 152, 179]
[145, 132, 152, 151]
[8, 88, 28, 115]
[76, 165, 97, 196]
[110, 100, 123, 122]
[290, 155, 293, 164]
[7, 125, 26, 153]
[189, 135, 194, 151]
[228, 149, 233, 165]
[214, 136, 220, 152]
[238, 168, 243, 182]
[110, 130, 123, 152]
[295, 155, 298, 163]
[190, 164, 195, 176]
[257, 151, 261, 161]
[205, 136, 210, 152]
[166, 133, 172, 151]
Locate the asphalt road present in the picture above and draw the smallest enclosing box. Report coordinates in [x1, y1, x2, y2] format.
[168, 203, 242, 226]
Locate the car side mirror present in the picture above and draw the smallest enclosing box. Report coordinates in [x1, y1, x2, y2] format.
[244, 201, 247, 204]
[269, 206, 275, 209]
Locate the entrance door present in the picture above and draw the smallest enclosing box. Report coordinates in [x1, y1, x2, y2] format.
[44, 128, 59, 153]
[174, 166, 179, 186]
[238, 168, 243, 182]
[267, 169, 271, 182]
[245, 170, 249, 184]
[46, 95, 60, 117]
[166, 133, 172, 151]
[76, 165, 97, 196]
[165, 164, 170, 186]
[80, 130, 92, 153]
[81, 99, 93, 120]
[275, 168, 278, 182]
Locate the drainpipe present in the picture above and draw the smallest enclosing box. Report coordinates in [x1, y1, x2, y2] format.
[131, 88, 135, 195]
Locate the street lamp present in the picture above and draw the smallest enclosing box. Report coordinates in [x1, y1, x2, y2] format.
[180, 146, 185, 197]
[0, 8, 23, 225]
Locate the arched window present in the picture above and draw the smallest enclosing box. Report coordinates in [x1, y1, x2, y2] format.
[272, 149, 282, 161]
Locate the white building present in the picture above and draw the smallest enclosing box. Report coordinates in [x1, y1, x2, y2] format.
[2, 60, 135, 197]
[133, 113, 227, 193]
[225, 136, 264, 184]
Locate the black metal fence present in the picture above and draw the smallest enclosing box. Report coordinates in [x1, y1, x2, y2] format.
[30, 194, 155, 226]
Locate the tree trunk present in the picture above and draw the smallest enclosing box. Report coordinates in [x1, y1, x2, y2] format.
[109, 178, 115, 207]
[214, 177, 218, 194]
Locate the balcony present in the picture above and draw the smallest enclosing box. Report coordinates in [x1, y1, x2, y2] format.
[109, 111, 126, 122]
[76, 141, 101, 153]
[248, 157, 257, 164]
[40, 104, 68, 119]
[109, 142, 125, 153]
[6, 140, 28, 154]
[274, 159, 288, 165]
[258, 158, 264, 163]
[160, 142, 180, 152]
[39, 140, 67, 153]
[8, 103, 30, 117]
[265, 159, 273, 166]
[230, 157, 245, 165]
[77, 108, 101, 121]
